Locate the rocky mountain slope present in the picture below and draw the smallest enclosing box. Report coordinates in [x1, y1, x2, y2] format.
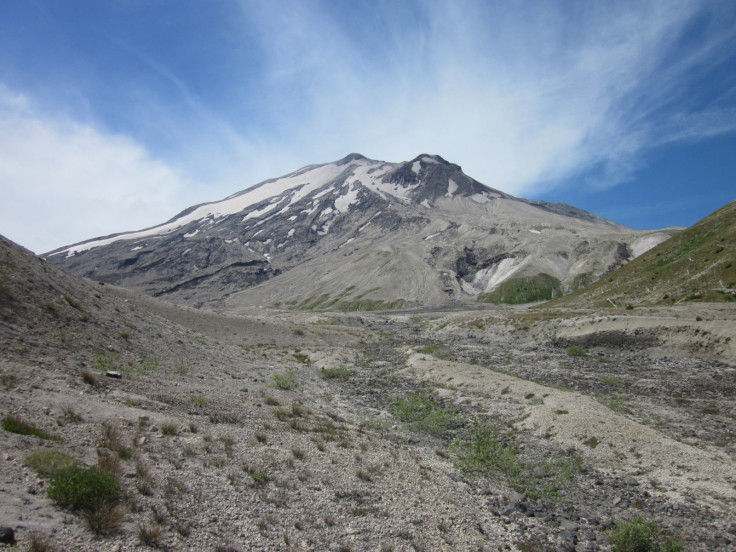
[45, 154, 672, 309]
[3, 233, 736, 551]
[545, 200, 736, 309]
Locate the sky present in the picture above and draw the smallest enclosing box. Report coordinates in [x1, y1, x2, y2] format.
[1, 0, 735, 254]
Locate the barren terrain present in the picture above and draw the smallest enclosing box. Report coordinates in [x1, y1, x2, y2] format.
[1, 237, 735, 551]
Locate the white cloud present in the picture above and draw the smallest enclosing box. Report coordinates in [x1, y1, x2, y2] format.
[0, 88, 193, 253]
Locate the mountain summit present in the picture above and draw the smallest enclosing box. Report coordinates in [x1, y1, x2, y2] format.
[46, 154, 672, 309]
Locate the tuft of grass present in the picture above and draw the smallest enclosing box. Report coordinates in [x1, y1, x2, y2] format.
[27, 531, 58, 552]
[566, 345, 588, 357]
[60, 405, 82, 423]
[270, 368, 299, 390]
[250, 471, 270, 486]
[320, 366, 354, 379]
[24, 450, 79, 477]
[161, 422, 179, 436]
[100, 421, 132, 459]
[189, 394, 207, 407]
[608, 516, 685, 552]
[120, 331, 131, 340]
[2, 415, 58, 441]
[137, 522, 165, 548]
[63, 294, 83, 310]
[84, 502, 124, 536]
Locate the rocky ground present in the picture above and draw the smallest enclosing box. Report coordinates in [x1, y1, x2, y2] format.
[1, 236, 735, 551]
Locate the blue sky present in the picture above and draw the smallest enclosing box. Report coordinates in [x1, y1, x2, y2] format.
[1, 0, 735, 253]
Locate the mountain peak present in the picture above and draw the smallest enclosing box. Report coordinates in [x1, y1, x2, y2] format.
[336, 153, 370, 165]
[44, 153, 668, 310]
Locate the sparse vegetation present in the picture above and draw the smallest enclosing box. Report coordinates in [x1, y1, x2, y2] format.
[320, 365, 354, 379]
[477, 274, 562, 304]
[608, 516, 685, 552]
[189, 394, 208, 407]
[2, 415, 58, 441]
[393, 392, 459, 437]
[451, 422, 582, 499]
[270, 367, 299, 390]
[24, 449, 79, 477]
[566, 345, 588, 357]
[137, 522, 165, 548]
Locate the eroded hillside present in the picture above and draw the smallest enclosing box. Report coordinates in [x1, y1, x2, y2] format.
[2, 235, 735, 551]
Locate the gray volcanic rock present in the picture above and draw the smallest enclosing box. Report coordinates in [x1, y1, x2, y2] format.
[45, 154, 672, 309]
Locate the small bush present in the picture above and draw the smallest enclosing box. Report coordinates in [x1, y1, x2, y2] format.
[566, 345, 588, 357]
[47, 465, 120, 511]
[270, 368, 298, 390]
[608, 516, 685, 552]
[2, 415, 57, 440]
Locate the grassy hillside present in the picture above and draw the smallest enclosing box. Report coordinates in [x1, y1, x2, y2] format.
[544, 200, 736, 308]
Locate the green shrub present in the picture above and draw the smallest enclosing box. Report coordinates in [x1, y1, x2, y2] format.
[47, 465, 120, 511]
[2, 415, 58, 440]
[608, 516, 685, 552]
[566, 345, 588, 357]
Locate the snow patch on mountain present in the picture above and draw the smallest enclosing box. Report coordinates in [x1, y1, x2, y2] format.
[446, 179, 458, 198]
[334, 184, 360, 213]
[53, 161, 349, 256]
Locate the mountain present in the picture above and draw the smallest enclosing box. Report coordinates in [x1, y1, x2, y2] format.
[544, 200, 736, 308]
[45, 154, 672, 309]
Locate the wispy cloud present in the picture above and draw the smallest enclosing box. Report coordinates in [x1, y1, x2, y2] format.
[233, 0, 736, 194]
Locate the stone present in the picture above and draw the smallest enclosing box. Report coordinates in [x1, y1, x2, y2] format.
[105, 370, 122, 378]
[0, 527, 15, 545]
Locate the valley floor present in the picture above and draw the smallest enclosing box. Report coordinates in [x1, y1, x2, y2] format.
[1, 286, 735, 551]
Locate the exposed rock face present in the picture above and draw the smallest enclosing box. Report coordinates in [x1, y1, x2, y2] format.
[45, 154, 672, 309]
